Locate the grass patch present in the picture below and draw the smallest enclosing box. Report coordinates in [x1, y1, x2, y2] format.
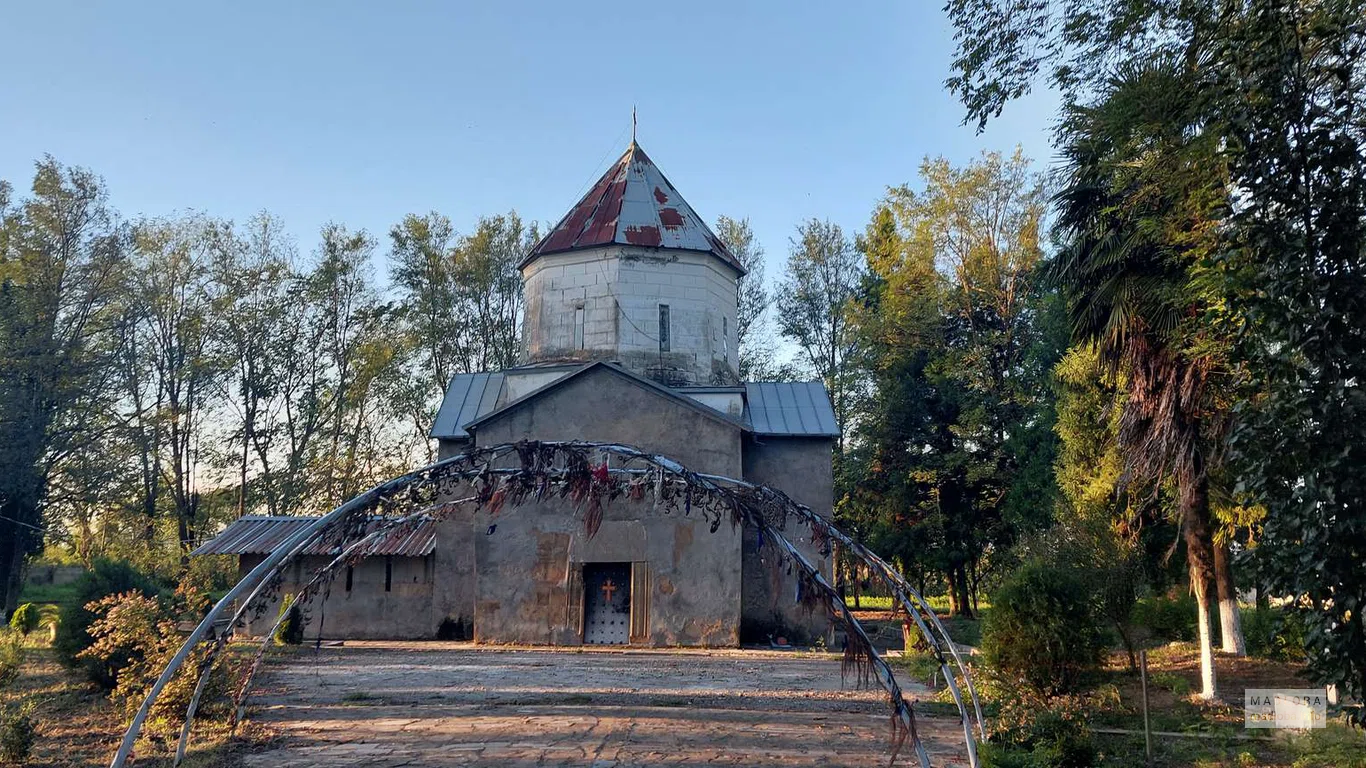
[0, 644, 272, 766]
[17, 581, 81, 608]
[846, 594, 989, 614]
[341, 691, 374, 703]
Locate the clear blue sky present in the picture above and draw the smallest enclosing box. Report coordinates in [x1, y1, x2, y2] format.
[0, 1, 1056, 281]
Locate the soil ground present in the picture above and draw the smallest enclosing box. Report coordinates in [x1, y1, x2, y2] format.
[239, 642, 973, 768]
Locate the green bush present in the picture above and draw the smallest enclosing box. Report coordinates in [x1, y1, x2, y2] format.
[7, 604, 37, 636]
[983, 693, 1097, 768]
[273, 596, 303, 646]
[78, 585, 239, 737]
[52, 558, 162, 688]
[1242, 606, 1306, 661]
[0, 630, 22, 690]
[981, 562, 1105, 695]
[0, 703, 35, 764]
[1130, 592, 1197, 642]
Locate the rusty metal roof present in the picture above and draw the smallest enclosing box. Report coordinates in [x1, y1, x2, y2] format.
[191, 516, 437, 557]
[524, 142, 744, 274]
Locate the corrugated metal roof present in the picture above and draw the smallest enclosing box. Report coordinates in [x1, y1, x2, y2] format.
[429, 371, 505, 439]
[524, 142, 744, 274]
[191, 516, 437, 557]
[744, 381, 839, 437]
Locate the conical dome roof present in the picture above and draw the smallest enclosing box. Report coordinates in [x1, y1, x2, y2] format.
[523, 142, 744, 274]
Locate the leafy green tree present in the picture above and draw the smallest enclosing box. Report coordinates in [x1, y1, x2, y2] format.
[0, 160, 129, 613]
[129, 215, 227, 562]
[389, 211, 535, 455]
[715, 215, 789, 381]
[845, 152, 1059, 616]
[777, 219, 863, 450]
[1048, 55, 1234, 697]
[210, 213, 297, 518]
[1214, 0, 1366, 721]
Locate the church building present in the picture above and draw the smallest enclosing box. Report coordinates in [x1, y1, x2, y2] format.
[195, 140, 837, 647]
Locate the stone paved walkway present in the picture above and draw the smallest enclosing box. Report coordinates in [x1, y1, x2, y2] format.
[241, 642, 972, 767]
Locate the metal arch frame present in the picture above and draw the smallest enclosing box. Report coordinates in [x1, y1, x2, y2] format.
[112, 441, 982, 768]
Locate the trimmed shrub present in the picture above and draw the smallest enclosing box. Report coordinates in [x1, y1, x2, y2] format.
[1243, 606, 1307, 661]
[52, 558, 162, 687]
[0, 703, 35, 764]
[273, 597, 304, 646]
[982, 562, 1105, 695]
[0, 630, 22, 690]
[1130, 592, 1197, 642]
[7, 604, 37, 636]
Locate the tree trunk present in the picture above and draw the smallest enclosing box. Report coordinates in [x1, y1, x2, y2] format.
[1214, 543, 1247, 656]
[950, 566, 974, 620]
[1118, 624, 1137, 673]
[1182, 476, 1218, 700]
[0, 533, 20, 618]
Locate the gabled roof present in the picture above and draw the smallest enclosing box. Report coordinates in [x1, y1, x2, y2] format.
[462, 361, 748, 435]
[191, 516, 437, 557]
[429, 365, 840, 441]
[744, 382, 839, 437]
[429, 371, 505, 439]
[523, 142, 744, 274]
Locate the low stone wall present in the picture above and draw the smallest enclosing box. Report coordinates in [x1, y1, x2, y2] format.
[25, 564, 86, 587]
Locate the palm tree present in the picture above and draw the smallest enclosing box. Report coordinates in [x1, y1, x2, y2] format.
[1048, 57, 1235, 698]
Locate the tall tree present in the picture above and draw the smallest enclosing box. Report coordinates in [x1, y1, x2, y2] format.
[130, 215, 225, 563]
[210, 213, 296, 517]
[311, 224, 386, 508]
[389, 210, 534, 452]
[390, 212, 461, 396]
[455, 212, 534, 373]
[777, 219, 863, 449]
[1049, 57, 1233, 697]
[846, 152, 1059, 617]
[714, 215, 776, 380]
[0, 159, 128, 612]
[1217, 0, 1366, 721]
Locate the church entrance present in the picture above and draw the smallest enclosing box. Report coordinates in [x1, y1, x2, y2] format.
[582, 563, 631, 645]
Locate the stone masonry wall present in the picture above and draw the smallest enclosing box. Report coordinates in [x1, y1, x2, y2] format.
[452, 365, 744, 646]
[238, 554, 435, 640]
[740, 436, 836, 645]
[521, 246, 740, 384]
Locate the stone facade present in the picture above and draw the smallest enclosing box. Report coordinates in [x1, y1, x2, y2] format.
[522, 245, 741, 385]
[427, 363, 834, 648]
[237, 553, 435, 640]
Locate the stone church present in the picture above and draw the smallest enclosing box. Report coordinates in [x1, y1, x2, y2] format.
[196, 141, 836, 647]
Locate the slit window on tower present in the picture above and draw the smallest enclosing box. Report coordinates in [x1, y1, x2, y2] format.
[574, 306, 585, 349]
[723, 315, 729, 360]
[385, 556, 393, 592]
[345, 566, 353, 592]
[658, 304, 670, 353]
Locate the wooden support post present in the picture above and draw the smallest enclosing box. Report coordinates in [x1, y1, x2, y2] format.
[1140, 649, 1152, 765]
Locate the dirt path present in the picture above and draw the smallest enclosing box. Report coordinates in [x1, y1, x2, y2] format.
[241, 642, 971, 767]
